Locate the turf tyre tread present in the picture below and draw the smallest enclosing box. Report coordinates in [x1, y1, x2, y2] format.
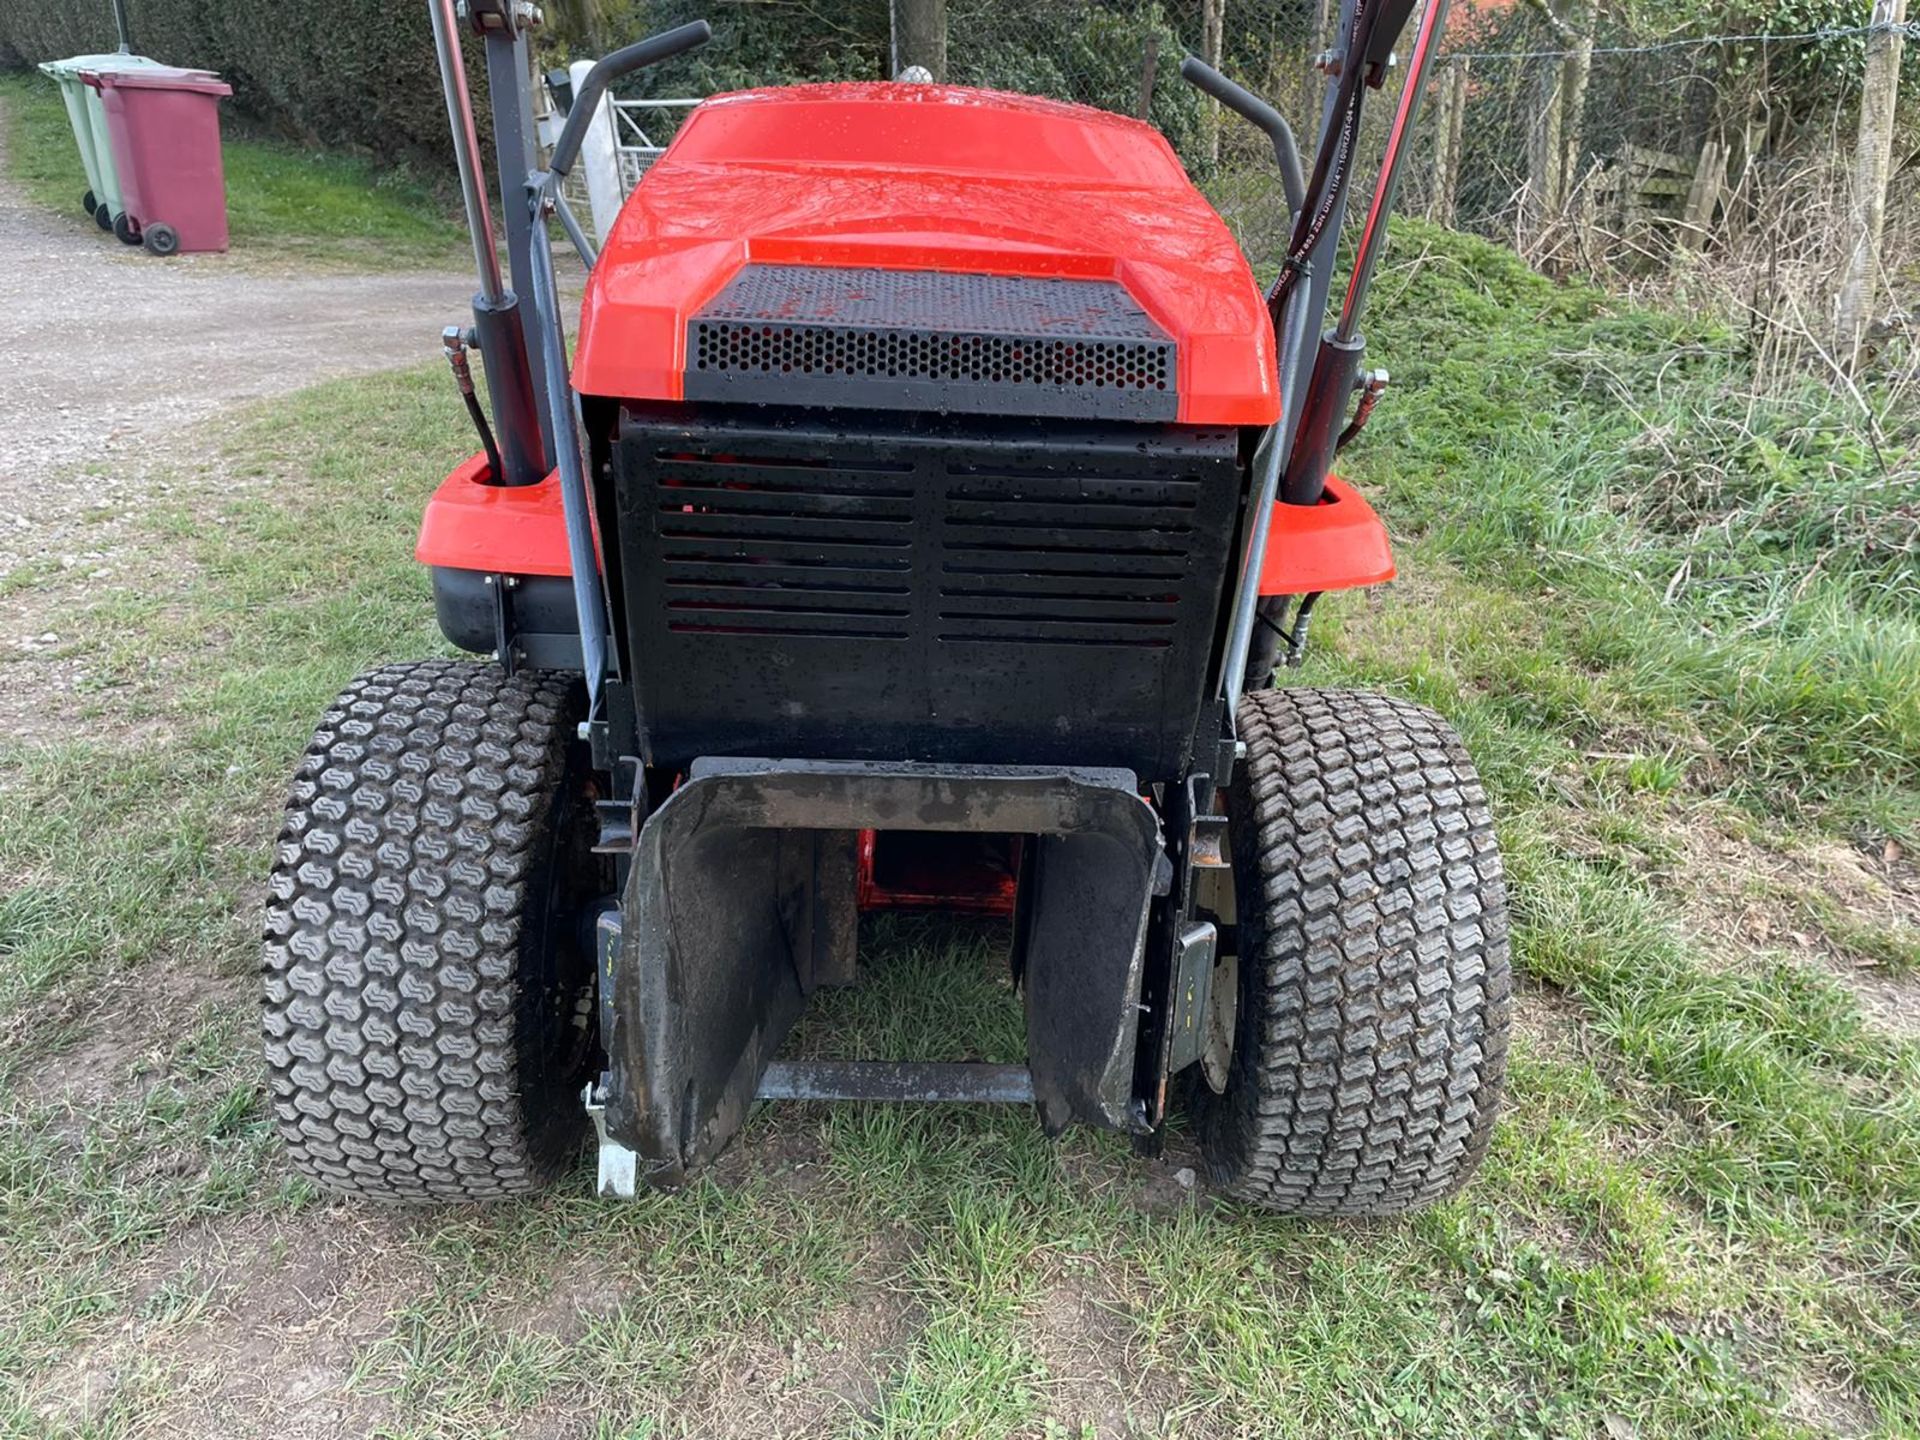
[262, 661, 586, 1203]
[1200, 687, 1511, 1215]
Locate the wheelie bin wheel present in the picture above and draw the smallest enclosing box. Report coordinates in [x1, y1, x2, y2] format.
[262, 661, 607, 1203]
[142, 222, 180, 258]
[1193, 688, 1512, 1216]
[95, 203, 113, 232]
[112, 211, 141, 245]
[83, 188, 97, 218]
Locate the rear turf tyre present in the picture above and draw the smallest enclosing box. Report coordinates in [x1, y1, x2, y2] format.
[262, 661, 604, 1203]
[1195, 688, 1512, 1216]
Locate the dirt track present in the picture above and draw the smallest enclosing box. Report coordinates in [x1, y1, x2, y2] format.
[0, 174, 473, 743]
[0, 172, 471, 571]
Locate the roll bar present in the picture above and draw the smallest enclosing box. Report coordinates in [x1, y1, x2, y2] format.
[1178, 57, 1306, 218]
[550, 21, 712, 180]
[525, 19, 714, 727]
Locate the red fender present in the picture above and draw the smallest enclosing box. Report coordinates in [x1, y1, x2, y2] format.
[415, 454, 573, 577]
[417, 453, 1393, 597]
[1259, 475, 1395, 595]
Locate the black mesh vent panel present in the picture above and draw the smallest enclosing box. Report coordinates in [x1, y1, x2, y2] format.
[686, 266, 1179, 421]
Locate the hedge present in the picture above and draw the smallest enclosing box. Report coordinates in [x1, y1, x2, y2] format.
[0, 0, 475, 169]
[3, 1, 1218, 182]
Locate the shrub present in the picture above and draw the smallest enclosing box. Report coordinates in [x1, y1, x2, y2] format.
[1, 0, 478, 170]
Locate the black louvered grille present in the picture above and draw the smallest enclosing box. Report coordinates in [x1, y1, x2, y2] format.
[685, 266, 1178, 422]
[614, 408, 1240, 780]
[653, 451, 917, 640]
[937, 469, 1198, 649]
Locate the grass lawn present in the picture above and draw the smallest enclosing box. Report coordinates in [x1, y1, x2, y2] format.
[1, 220, 1918, 1437]
[0, 70, 466, 269]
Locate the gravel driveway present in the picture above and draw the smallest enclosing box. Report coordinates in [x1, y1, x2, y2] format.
[0, 173, 474, 553]
[0, 172, 475, 740]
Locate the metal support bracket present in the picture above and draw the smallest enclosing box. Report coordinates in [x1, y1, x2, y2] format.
[583, 1079, 637, 1198]
[757, 1062, 1035, 1104]
[460, 0, 540, 34]
[1165, 921, 1220, 1075]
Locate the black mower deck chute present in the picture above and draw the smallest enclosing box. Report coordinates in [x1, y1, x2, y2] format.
[260, 0, 1513, 1216]
[605, 760, 1165, 1185]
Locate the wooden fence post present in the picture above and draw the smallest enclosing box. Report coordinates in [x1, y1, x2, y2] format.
[890, 0, 948, 81]
[1559, 3, 1595, 211]
[1836, 0, 1908, 367]
[1202, 0, 1226, 165]
[1523, 59, 1566, 248]
[1137, 33, 1162, 121]
[1429, 59, 1468, 228]
[1677, 140, 1728, 252]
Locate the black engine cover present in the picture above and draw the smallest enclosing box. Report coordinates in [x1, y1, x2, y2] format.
[609, 405, 1241, 782]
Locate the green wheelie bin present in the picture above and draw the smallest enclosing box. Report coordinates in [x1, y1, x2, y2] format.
[39, 52, 164, 233]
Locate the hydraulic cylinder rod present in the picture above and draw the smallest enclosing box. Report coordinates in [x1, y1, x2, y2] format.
[430, 0, 505, 303]
[428, 0, 545, 486]
[1282, 0, 1452, 507]
[1337, 0, 1452, 342]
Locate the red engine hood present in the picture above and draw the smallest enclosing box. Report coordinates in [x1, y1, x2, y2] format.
[572, 83, 1279, 427]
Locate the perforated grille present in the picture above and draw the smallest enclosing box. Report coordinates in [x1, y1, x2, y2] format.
[686, 266, 1178, 421]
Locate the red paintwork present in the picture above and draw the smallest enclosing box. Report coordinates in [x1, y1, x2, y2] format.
[856, 831, 1021, 915]
[415, 454, 574, 576]
[572, 83, 1279, 426]
[1258, 476, 1396, 594]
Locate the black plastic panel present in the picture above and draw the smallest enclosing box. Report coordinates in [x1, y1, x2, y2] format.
[612, 406, 1240, 781]
[685, 266, 1178, 421]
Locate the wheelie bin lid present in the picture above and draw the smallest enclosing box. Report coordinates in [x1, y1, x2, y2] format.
[82, 64, 229, 96]
[38, 53, 166, 80]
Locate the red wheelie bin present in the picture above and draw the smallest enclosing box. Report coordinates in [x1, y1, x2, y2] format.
[83, 66, 234, 256]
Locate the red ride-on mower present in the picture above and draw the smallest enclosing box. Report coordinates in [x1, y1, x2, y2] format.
[263, 0, 1509, 1211]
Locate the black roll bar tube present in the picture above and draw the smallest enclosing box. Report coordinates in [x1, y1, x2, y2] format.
[1178, 57, 1306, 218]
[1268, 0, 1380, 320]
[550, 21, 713, 181]
[522, 20, 714, 721]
